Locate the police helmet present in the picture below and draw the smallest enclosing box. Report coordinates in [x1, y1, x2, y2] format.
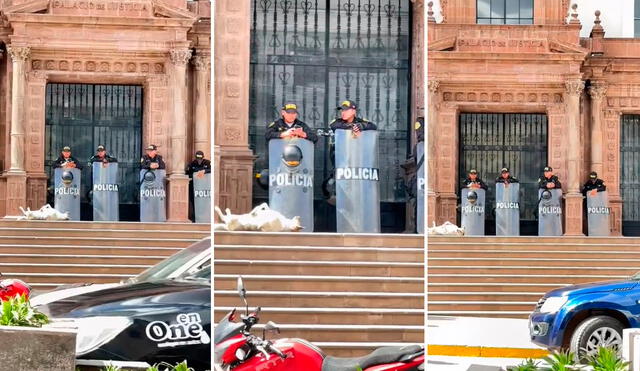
[282, 144, 303, 167]
[541, 190, 552, 200]
[61, 171, 74, 185]
[467, 190, 478, 204]
[143, 170, 156, 182]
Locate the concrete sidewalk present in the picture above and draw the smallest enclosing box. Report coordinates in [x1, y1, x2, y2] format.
[427, 355, 535, 371]
[428, 316, 548, 358]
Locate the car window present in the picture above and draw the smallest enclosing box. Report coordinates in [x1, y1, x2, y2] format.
[131, 238, 210, 284]
[180, 264, 211, 282]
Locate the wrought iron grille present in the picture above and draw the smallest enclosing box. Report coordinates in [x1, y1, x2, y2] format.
[459, 113, 548, 234]
[45, 83, 143, 220]
[249, 0, 411, 231]
[621, 115, 640, 234]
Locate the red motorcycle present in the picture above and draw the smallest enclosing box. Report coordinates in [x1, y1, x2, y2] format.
[214, 277, 424, 371]
[0, 273, 31, 301]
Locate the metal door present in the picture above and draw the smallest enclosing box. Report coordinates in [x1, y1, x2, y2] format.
[621, 115, 640, 235]
[459, 113, 548, 235]
[45, 83, 143, 221]
[249, 0, 411, 232]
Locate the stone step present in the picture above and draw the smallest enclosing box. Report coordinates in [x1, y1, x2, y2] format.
[430, 242, 640, 251]
[0, 236, 200, 247]
[248, 324, 424, 343]
[427, 282, 570, 292]
[0, 264, 148, 275]
[428, 292, 542, 302]
[0, 227, 209, 239]
[428, 274, 625, 284]
[429, 236, 639, 244]
[314, 343, 423, 357]
[0, 254, 165, 265]
[214, 231, 422, 248]
[214, 290, 424, 309]
[429, 266, 639, 275]
[215, 260, 423, 277]
[214, 275, 424, 293]
[431, 257, 640, 267]
[0, 220, 209, 231]
[214, 245, 424, 262]
[428, 302, 535, 312]
[2, 272, 132, 284]
[430, 250, 640, 259]
[0, 245, 181, 256]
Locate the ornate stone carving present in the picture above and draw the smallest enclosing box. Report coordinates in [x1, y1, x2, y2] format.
[428, 80, 440, 93]
[588, 82, 607, 100]
[169, 49, 193, 66]
[565, 80, 585, 96]
[192, 55, 211, 71]
[7, 46, 30, 62]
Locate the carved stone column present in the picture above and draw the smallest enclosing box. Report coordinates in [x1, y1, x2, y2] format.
[166, 47, 192, 222]
[588, 82, 606, 176]
[5, 46, 30, 217]
[564, 79, 585, 235]
[427, 80, 440, 226]
[192, 53, 210, 154]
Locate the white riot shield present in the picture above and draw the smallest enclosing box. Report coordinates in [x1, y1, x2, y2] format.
[139, 169, 166, 222]
[54, 168, 81, 220]
[495, 183, 520, 236]
[335, 129, 380, 233]
[193, 173, 211, 224]
[416, 142, 425, 234]
[538, 189, 563, 236]
[92, 162, 119, 222]
[461, 188, 485, 236]
[268, 138, 314, 231]
[587, 190, 610, 236]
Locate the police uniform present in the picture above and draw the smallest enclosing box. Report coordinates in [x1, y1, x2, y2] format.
[89, 146, 117, 165]
[538, 168, 562, 189]
[53, 147, 82, 170]
[495, 168, 519, 184]
[187, 158, 212, 177]
[140, 145, 166, 170]
[463, 170, 488, 190]
[582, 174, 606, 195]
[330, 100, 377, 132]
[266, 118, 318, 143]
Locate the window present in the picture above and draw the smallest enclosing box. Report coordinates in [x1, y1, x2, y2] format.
[477, 0, 533, 24]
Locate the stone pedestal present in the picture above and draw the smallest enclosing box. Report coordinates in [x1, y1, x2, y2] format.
[167, 175, 190, 222]
[427, 191, 439, 227]
[0, 326, 76, 371]
[564, 193, 584, 236]
[4, 171, 26, 217]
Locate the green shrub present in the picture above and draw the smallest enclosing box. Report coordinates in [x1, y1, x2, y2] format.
[586, 346, 629, 371]
[507, 358, 540, 371]
[541, 349, 581, 371]
[0, 294, 49, 327]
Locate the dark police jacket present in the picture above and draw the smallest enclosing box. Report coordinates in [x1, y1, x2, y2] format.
[187, 159, 212, 178]
[538, 175, 562, 189]
[495, 176, 519, 184]
[330, 117, 377, 132]
[463, 178, 488, 191]
[265, 118, 318, 143]
[140, 154, 166, 170]
[53, 155, 82, 170]
[88, 154, 117, 166]
[582, 179, 606, 195]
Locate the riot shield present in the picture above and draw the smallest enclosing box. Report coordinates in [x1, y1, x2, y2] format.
[193, 173, 211, 224]
[495, 183, 520, 236]
[139, 169, 166, 222]
[54, 168, 81, 220]
[92, 162, 119, 222]
[334, 129, 380, 233]
[587, 190, 610, 236]
[416, 142, 425, 234]
[268, 138, 314, 231]
[461, 188, 485, 236]
[538, 189, 563, 236]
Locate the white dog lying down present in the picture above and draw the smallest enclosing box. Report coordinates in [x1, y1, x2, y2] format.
[18, 204, 70, 221]
[215, 203, 303, 232]
[427, 221, 464, 236]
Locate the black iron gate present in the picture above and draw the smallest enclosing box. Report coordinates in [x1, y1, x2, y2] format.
[459, 113, 548, 235]
[621, 115, 640, 235]
[45, 83, 143, 221]
[249, 0, 411, 232]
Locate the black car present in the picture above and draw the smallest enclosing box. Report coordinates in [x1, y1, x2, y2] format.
[40, 266, 211, 370]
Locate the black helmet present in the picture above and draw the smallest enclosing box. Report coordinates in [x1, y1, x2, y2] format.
[61, 171, 74, 185]
[143, 170, 156, 182]
[282, 144, 303, 167]
[541, 190, 552, 200]
[467, 190, 478, 204]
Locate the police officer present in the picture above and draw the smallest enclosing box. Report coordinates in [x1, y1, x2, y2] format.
[140, 144, 166, 170]
[53, 146, 82, 169]
[330, 100, 377, 133]
[538, 166, 562, 189]
[415, 117, 424, 143]
[463, 169, 488, 190]
[187, 151, 211, 179]
[495, 167, 519, 184]
[88, 145, 117, 165]
[582, 171, 606, 196]
[266, 103, 318, 143]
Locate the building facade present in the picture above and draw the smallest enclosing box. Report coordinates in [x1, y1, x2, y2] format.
[214, 0, 425, 232]
[428, 0, 640, 235]
[0, 0, 211, 221]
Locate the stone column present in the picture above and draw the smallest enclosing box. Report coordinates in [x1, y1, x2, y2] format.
[427, 80, 440, 226]
[192, 53, 211, 154]
[564, 79, 585, 236]
[166, 47, 192, 222]
[5, 46, 30, 217]
[588, 82, 607, 176]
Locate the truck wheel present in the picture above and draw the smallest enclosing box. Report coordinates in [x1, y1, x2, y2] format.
[570, 315, 624, 359]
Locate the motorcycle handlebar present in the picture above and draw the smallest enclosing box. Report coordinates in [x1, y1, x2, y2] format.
[266, 342, 287, 359]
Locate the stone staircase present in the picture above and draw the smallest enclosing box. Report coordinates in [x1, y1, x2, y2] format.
[0, 220, 209, 292]
[429, 236, 640, 318]
[213, 232, 425, 357]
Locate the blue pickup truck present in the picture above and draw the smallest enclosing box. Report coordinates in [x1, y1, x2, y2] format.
[529, 276, 640, 357]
